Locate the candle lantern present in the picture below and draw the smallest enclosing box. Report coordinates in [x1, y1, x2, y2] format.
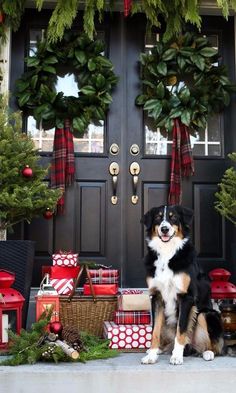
[35, 274, 59, 322]
[209, 268, 236, 344]
[0, 270, 25, 351]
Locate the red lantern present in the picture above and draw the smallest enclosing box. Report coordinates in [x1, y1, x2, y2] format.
[35, 274, 59, 322]
[209, 268, 236, 300]
[209, 268, 236, 344]
[0, 270, 25, 351]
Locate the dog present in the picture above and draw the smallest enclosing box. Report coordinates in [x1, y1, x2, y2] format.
[141, 205, 224, 365]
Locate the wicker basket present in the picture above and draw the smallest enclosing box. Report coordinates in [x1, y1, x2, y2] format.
[59, 294, 118, 337]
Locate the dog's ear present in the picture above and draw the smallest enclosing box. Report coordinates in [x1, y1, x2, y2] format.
[174, 205, 193, 228]
[141, 209, 154, 231]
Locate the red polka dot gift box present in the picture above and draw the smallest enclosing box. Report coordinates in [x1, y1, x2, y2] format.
[52, 252, 78, 267]
[103, 321, 152, 351]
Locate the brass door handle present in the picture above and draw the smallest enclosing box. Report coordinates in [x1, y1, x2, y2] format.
[130, 162, 140, 204]
[109, 162, 119, 205]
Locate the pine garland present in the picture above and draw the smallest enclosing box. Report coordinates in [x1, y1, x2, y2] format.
[0, 315, 118, 366]
[1, 1, 236, 44]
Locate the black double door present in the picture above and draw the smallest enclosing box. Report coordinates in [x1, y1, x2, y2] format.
[10, 11, 236, 286]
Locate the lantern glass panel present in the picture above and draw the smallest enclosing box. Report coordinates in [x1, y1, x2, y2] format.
[3, 310, 17, 332]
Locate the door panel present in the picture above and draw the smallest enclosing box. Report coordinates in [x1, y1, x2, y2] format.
[10, 11, 236, 286]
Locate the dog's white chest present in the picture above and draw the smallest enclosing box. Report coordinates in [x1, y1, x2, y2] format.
[153, 256, 178, 324]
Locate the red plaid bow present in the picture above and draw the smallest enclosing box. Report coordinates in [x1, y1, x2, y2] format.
[124, 0, 132, 16]
[50, 120, 75, 212]
[168, 118, 194, 205]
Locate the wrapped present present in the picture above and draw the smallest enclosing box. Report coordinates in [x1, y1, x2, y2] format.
[50, 266, 79, 279]
[50, 278, 75, 295]
[88, 269, 119, 284]
[118, 290, 151, 311]
[103, 321, 152, 350]
[52, 251, 78, 267]
[83, 283, 118, 296]
[114, 310, 151, 325]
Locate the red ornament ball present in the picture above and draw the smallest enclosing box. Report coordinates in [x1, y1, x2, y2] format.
[43, 209, 54, 220]
[49, 321, 63, 335]
[22, 165, 33, 178]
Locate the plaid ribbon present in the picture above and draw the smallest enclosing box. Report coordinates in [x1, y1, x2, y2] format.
[114, 311, 151, 325]
[88, 277, 119, 284]
[50, 119, 75, 212]
[124, 0, 132, 16]
[168, 118, 194, 205]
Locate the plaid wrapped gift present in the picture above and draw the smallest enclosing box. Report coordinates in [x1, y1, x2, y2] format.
[114, 311, 151, 325]
[52, 251, 78, 267]
[50, 278, 75, 295]
[103, 321, 152, 350]
[88, 269, 119, 284]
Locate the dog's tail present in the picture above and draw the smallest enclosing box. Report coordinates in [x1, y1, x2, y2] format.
[205, 310, 224, 355]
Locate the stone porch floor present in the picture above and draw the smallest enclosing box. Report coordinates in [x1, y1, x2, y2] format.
[0, 353, 236, 393]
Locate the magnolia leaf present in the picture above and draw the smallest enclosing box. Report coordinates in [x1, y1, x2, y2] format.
[156, 62, 167, 76]
[169, 108, 182, 119]
[199, 47, 218, 57]
[144, 99, 161, 111]
[177, 56, 186, 70]
[42, 65, 56, 74]
[96, 74, 106, 89]
[181, 109, 191, 126]
[18, 92, 31, 107]
[179, 87, 190, 105]
[191, 54, 205, 71]
[88, 59, 96, 71]
[44, 56, 58, 64]
[156, 82, 165, 99]
[27, 57, 40, 67]
[80, 86, 96, 95]
[75, 50, 87, 64]
[149, 102, 162, 120]
[72, 117, 86, 132]
[162, 48, 176, 61]
[135, 94, 147, 105]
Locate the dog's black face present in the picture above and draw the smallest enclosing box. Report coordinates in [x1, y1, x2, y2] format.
[142, 205, 193, 242]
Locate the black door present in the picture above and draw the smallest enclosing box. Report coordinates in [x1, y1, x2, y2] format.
[10, 11, 236, 286]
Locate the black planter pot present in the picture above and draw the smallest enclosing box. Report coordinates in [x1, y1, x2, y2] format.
[0, 240, 35, 328]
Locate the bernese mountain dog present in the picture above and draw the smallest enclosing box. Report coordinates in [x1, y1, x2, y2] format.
[141, 205, 224, 365]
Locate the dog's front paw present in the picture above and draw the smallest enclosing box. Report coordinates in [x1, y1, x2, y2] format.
[169, 354, 184, 365]
[141, 349, 159, 364]
[203, 350, 214, 361]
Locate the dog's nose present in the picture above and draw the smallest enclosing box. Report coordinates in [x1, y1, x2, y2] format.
[161, 226, 169, 234]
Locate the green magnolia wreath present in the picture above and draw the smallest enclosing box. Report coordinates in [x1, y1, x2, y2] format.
[136, 32, 236, 132]
[16, 31, 118, 134]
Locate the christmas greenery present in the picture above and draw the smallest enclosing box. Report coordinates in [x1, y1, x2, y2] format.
[0, 315, 118, 366]
[135, 32, 236, 132]
[0, 95, 61, 232]
[1, 1, 236, 44]
[15, 31, 118, 135]
[215, 153, 236, 225]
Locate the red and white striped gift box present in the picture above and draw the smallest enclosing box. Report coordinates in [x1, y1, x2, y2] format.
[114, 311, 151, 325]
[50, 278, 74, 295]
[103, 321, 152, 350]
[88, 269, 119, 284]
[52, 252, 78, 267]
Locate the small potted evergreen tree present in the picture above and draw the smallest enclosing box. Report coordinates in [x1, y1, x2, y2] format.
[0, 95, 61, 324]
[215, 153, 236, 225]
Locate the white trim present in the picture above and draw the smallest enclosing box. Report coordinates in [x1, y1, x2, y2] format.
[0, 28, 11, 94]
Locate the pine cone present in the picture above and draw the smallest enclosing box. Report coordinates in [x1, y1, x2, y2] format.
[61, 326, 85, 352]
